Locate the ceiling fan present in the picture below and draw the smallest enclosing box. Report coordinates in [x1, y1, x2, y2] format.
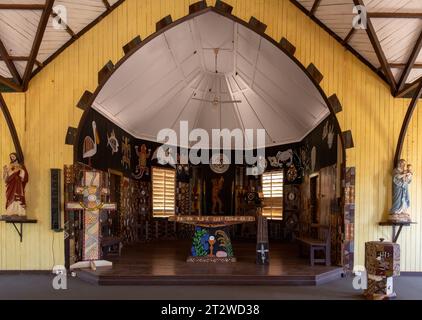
[192, 97, 242, 105]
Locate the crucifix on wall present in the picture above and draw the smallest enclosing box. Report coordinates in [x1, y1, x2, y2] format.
[65, 171, 116, 270]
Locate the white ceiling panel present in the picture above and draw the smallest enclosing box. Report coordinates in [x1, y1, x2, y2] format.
[315, 0, 355, 40]
[364, 0, 422, 12]
[372, 18, 422, 64]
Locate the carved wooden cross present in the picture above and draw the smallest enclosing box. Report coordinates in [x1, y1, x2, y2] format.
[65, 171, 116, 262]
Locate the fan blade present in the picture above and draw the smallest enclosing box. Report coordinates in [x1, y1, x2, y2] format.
[192, 98, 242, 104]
[220, 100, 242, 104]
[192, 98, 214, 103]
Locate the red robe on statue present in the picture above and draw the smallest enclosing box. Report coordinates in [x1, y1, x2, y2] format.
[5, 165, 28, 210]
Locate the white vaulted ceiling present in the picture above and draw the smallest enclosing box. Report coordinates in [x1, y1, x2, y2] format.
[93, 11, 330, 149]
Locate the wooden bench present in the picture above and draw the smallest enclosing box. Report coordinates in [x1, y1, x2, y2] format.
[101, 236, 123, 257]
[296, 224, 331, 266]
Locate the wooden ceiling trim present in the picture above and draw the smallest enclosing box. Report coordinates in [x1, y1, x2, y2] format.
[0, 39, 22, 85]
[22, 0, 55, 90]
[390, 63, 422, 69]
[0, 4, 45, 10]
[396, 81, 417, 98]
[102, 0, 111, 10]
[343, 28, 356, 45]
[396, 30, 422, 94]
[369, 12, 422, 19]
[0, 56, 43, 68]
[353, 0, 396, 93]
[309, 0, 322, 17]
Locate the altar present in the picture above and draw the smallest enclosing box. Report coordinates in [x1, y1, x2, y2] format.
[168, 215, 255, 263]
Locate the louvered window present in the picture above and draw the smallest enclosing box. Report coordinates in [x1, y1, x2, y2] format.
[152, 167, 175, 217]
[262, 171, 283, 220]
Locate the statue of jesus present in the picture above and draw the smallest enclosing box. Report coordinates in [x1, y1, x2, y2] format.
[2, 153, 28, 218]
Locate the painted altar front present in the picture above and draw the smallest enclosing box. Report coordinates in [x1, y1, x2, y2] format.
[168, 215, 255, 263]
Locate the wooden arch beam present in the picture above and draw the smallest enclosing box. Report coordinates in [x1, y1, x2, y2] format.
[0, 92, 24, 163]
[309, 0, 321, 17]
[396, 30, 422, 94]
[352, 0, 397, 93]
[22, 0, 54, 90]
[394, 80, 422, 167]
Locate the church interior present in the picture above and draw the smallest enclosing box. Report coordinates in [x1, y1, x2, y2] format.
[0, 0, 422, 301]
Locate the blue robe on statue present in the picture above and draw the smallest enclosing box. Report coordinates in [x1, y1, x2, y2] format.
[390, 168, 412, 214]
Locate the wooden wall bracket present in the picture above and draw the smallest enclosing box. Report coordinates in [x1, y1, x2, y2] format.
[1, 217, 38, 242]
[379, 221, 417, 243]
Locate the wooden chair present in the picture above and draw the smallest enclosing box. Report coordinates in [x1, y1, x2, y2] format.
[101, 236, 123, 257]
[296, 224, 331, 266]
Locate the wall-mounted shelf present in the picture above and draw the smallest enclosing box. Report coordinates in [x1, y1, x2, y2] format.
[379, 221, 416, 243]
[0, 216, 37, 242]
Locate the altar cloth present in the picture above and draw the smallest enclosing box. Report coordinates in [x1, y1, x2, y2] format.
[168, 215, 256, 262]
[168, 215, 255, 228]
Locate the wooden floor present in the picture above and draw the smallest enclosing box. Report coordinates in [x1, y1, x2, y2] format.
[77, 240, 344, 286]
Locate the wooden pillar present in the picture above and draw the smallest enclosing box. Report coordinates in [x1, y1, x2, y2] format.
[0, 92, 24, 163]
[394, 79, 422, 166]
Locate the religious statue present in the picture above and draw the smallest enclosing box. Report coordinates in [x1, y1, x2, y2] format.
[2, 153, 29, 218]
[211, 176, 224, 214]
[389, 159, 413, 222]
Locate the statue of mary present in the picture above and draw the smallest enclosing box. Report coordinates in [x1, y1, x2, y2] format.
[389, 159, 412, 222]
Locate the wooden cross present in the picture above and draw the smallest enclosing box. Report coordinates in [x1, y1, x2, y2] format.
[65, 171, 116, 266]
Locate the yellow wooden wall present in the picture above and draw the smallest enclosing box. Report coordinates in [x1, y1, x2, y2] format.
[1, 0, 421, 270]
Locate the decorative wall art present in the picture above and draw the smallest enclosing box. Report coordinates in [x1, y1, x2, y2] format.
[133, 144, 151, 180]
[211, 176, 225, 214]
[138, 181, 151, 218]
[107, 129, 119, 155]
[77, 110, 156, 177]
[302, 115, 338, 174]
[343, 167, 355, 273]
[209, 153, 230, 174]
[120, 177, 141, 243]
[82, 121, 99, 164]
[176, 182, 190, 215]
[190, 226, 234, 260]
[322, 121, 335, 149]
[265, 144, 303, 185]
[121, 136, 131, 170]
